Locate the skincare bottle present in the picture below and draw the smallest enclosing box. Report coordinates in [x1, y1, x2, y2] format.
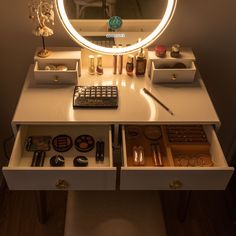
[126, 55, 134, 76]
[96, 55, 103, 75]
[118, 44, 123, 75]
[88, 55, 95, 75]
[135, 48, 146, 76]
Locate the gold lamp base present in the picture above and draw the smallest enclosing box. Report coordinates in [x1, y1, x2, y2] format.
[37, 49, 52, 58]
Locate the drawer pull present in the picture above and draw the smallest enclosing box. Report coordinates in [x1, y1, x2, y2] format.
[169, 180, 182, 190]
[171, 74, 177, 81]
[56, 179, 69, 189]
[53, 76, 59, 83]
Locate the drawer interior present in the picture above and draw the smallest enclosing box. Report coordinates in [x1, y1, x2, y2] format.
[35, 59, 78, 71]
[9, 125, 113, 168]
[122, 125, 228, 168]
[152, 60, 195, 70]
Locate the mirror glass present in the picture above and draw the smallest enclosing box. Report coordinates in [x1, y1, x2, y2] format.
[63, 0, 168, 47]
[56, 0, 176, 54]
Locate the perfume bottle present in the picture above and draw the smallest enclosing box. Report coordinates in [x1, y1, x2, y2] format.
[88, 55, 95, 75]
[96, 55, 103, 75]
[135, 48, 147, 76]
[126, 55, 134, 76]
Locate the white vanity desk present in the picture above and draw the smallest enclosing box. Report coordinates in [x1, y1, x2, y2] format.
[3, 60, 233, 191]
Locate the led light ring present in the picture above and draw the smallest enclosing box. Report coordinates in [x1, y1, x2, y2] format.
[55, 0, 177, 55]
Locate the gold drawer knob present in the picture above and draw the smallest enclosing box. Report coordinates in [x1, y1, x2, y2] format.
[54, 76, 59, 83]
[56, 179, 69, 189]
[171, 74, 177, 81]
[169, 180, 182, 190]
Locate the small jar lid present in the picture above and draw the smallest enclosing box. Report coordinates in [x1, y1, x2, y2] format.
[127, 55, 134, 63]
[171, 44, 181, 53]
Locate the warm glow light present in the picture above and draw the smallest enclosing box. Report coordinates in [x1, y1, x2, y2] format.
[55, 0, 177, 55]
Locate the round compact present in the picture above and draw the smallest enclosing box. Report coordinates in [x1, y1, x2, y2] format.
[73, 156, 88, 167]
[75, 135, 95, 152]
[144, 126, 162, 140]
[50, 154, 65, 167]
[126, 126, 142, 139]
[52, 135, 73, 152]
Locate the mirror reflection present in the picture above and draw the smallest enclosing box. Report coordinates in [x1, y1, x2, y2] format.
[63, 0, 168, 47]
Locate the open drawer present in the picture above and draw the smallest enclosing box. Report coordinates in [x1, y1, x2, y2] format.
[3, 125, 116, 190]
[121, 125, 234, 190]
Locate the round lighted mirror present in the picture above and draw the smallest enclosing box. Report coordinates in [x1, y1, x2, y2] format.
[56, 0, 177, 54]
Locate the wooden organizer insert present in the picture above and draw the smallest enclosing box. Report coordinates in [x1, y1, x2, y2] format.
[125, 125, 214, 167]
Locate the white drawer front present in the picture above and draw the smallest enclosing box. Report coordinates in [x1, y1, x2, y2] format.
[3, 169, 116, 190]
[150, 61, 196, 84]
[121, 125, 234, 190]
[34, 60, 79, 84]
[3, 125, 116, 190]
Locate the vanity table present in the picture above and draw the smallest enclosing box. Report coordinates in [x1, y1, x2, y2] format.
[2, 46, 234, 234]
[3, 0, 234, 234]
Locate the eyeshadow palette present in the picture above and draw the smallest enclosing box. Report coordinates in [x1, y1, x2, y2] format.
[52, 135, 73, 152]
[75, 135, 95, 152]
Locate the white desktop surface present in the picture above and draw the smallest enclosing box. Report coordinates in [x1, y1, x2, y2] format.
[12, 66, 220, 127]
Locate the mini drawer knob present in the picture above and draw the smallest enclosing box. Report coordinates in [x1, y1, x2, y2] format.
[169, 180, 182, 190]
[54, 76, 59, 83]
[171, 74, 177, 81]
[56, 179, 69, 189]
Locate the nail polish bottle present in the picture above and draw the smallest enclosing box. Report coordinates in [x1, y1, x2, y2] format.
[96, 55, 103, 75]
[88, 55, 95, 75]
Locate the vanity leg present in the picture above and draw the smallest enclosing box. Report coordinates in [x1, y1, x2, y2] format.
[178, 191, 192, 222]
[36, 191, 47, 224]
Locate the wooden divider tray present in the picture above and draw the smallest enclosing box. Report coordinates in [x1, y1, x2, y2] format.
[124, 125, 214, 167]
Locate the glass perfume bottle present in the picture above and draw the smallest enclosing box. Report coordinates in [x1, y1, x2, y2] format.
[135, 48, 147, 76]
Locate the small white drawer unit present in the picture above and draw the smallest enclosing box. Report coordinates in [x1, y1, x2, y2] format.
[34, 47, 81, 84]
[148, 48, 196, 84]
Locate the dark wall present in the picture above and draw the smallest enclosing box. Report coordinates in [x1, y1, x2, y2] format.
[0, 0, 235, 160]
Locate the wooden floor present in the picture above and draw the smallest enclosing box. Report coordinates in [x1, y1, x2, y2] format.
[0, 185, 236, 236]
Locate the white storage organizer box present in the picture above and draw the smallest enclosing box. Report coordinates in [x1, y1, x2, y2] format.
[147, 48, 196, 84]
[34, 47, 81, 84]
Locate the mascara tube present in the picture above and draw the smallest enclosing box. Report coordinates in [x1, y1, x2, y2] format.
[118, 44, 123, 75]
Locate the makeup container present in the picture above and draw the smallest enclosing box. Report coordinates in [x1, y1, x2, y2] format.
[155, 45, 167, 58]
[96, 55, 103, 75]
[135, 47, 147, 76]
[88, 55, 95, 75]
[171, 44, 181, 58]
[126, 55, 134, 76]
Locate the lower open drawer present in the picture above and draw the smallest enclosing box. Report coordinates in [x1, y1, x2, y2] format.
[121, 125, 234, 190]
[3, 125, 116, 190]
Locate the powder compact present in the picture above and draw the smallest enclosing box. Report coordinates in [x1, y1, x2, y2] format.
[50, 154, 65, 167]
[73, 156, 88, 167]
[144, 126, 162, 140]
[75, 135, 95, 152]
[52, 135, 73, 152]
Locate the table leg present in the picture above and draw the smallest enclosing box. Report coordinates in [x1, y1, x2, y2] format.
[35, 191, 47, 224]
[178, 191, 192, 222]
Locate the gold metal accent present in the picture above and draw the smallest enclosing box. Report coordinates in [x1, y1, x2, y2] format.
[53, 76, 59, 83]
[56, 179, 69, 189]
[37, 49, 52, 58]
[169, 180, 182, 190]
[171, 74, 177, 81]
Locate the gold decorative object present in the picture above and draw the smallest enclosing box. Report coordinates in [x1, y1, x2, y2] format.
[28, 0, 55, 58]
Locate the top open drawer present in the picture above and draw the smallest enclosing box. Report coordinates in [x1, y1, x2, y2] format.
[121, 125, 234, 190]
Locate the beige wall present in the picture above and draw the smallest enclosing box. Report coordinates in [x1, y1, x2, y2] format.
[0, 0, 236, 159]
